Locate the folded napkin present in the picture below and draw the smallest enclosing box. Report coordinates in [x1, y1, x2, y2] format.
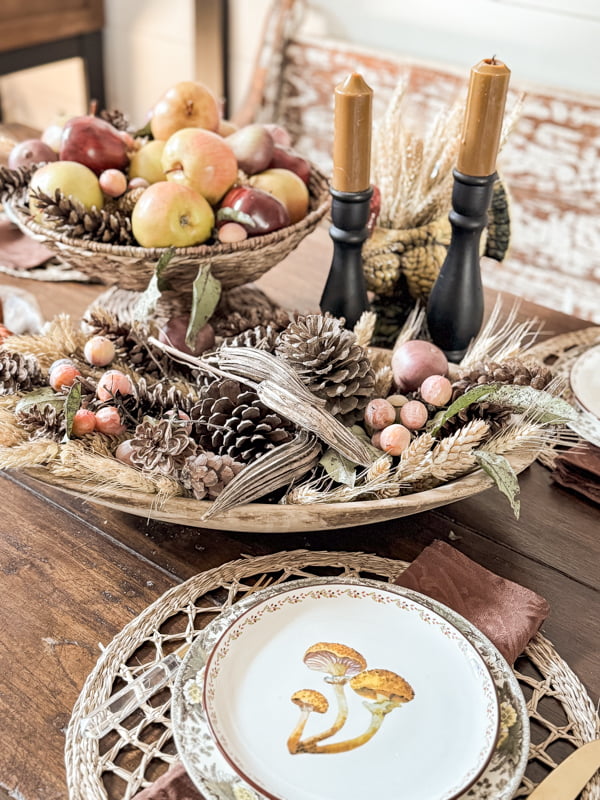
[0, 217, 54, 270]
[133, 540, 549, 799]
[551, 443, 600, 504]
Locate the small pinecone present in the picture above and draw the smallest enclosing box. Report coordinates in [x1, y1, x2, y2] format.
[220, 323, 282, 352]
[133, 377, 196, 419]
[438, 401, 512, 437]
[16, 403, 66, 441]
[275, 314, 375, 426]
[85, 310, 174, 379]
[116, 187, 147, 215]
[451, 358, 553, 398]
[129, 417, 197, 475]
[99, 108, 131, 131]
[30, 188, 135, 245]
[213, 307, 292, 341]
[180, 451, 244, 501]
[0, 164, 39, 198]
[190, 378, 295, 464]
[0, 350, 44, 395]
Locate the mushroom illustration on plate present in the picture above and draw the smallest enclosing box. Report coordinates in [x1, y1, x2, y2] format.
[287, 689, 329, 754]
[294, 642, 367, 751]
[299, 668, 415, 754]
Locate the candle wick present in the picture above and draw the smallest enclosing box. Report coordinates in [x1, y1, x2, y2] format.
[490, 54, 497, 64]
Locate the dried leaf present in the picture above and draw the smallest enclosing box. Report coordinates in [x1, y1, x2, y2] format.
[319, 448, 356, 487]
[15, 387, 65, 414]
[133, 249, 174, 323]
[474, 450, 521, 519]
[490, 385, 577, 424]
[185, 265, 221, 350]
[64, 382, 82, 440]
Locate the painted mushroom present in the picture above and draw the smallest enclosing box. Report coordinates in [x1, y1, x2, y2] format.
[287, 689, 329, 754]
[301, 668, 415, 754]
[298, 642, 367, 748]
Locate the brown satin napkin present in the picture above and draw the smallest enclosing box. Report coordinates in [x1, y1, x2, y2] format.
[134, 539, 549, 799]
[551, 443, 600, 505]
[0, 217, 54, 270]
[395, 539, 549, 665]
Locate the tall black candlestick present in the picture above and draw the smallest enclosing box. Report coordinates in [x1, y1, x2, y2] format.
[320, 186, 372, 329]
[426, 170, 496, 362]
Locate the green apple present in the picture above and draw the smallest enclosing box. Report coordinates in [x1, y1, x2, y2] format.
[162, 127, 238, 206]
[129, 139, 166, 184]
[249, 167, 309, 224]
[29, 161, 104, 221]
[131, 181, 214, 247]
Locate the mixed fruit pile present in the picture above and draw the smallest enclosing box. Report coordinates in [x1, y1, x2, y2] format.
[6, 81, 314, 248]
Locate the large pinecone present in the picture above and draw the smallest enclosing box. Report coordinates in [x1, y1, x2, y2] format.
[180, 452, 244, 501]
[212, 285, 292, 340]
[129, 417, 197, 475]
[0, 350, 44, 395]
[133, 377, 197, 420]
[451, 358, 553, 397]
[30, 188, 135, 245]
[0, 165, 39, 198]
[220, 323, 282, 352]
[190, 378, 295, 464]
[275, 314, 375, 425]
[16, 404, 65, 441]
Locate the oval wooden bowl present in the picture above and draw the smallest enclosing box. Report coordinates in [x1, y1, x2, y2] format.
[24, 448, 535, 532]
[2, 167, 331, 291]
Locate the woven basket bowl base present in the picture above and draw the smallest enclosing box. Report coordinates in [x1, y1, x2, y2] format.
[65, 550, 600, 800]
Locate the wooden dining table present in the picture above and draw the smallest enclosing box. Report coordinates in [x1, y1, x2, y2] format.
[0, 212, 598, 800]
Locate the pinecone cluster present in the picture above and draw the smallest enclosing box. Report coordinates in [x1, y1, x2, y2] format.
[16, 403, 66, 441]
[0, 350, 44, 395]
[451, 358, 553, 398]
[30, 188, 134, 245]
[211, 285, 292, 343]
[180, 452, 244, 500]
[190, 378, 295, 464]
[129, 417, 197, 475]
[99, 108, 131, 132]
[0, 164, 39, 198]
[275, 314, 375, 425]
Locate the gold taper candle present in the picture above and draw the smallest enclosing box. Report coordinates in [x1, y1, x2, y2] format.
[457, 57, 511, 177]
[332, 72, 373, 192]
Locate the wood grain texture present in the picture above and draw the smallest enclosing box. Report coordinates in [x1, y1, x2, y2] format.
[0, 0, 103, 53]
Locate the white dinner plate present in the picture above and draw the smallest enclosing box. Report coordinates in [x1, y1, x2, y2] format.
[200, 582, 498, 800]
[570, 344, 600, 418]
[172, 578, 529, 800]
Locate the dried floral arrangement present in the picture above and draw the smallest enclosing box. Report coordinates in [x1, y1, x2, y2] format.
[0, 280, 590, 524]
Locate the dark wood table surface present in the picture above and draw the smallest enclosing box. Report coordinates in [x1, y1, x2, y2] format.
[0, 214, 598, 799]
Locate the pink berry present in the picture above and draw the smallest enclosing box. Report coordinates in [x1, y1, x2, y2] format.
[420, 374, 453, 407]
[379, 424, 411, 456]
[128, 176, 149, 190]
[371, 431, 383, 449]
[96, 370, 134, 402]
[399, 400, 429, 430]
[49, 357, 74, 373]
[99, 168, 128, 198]
[71, 408, 96, 437]
[95, 406, 127, 435]
[49, 362, 81, 392]
[115, 439, 136, 466]
[218, 222, 248, 243]
[364, 398, 397, 431]
[84, 335, 116, 367]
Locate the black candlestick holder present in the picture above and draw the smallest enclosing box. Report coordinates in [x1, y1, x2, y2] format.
[320, 186, 372, 329]
[426, 170, 497, 362]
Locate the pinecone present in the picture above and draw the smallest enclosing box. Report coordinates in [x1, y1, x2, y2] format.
[129, 417, 197, 475]
[30, 188, 135, 245]
[220, 323, 282, 352]
[451, 358, 553, 398]
[16, 404, 66, 441]
[0, 164, 39, 198]
[212, 285, 292, 340]
[85, 309, 176, 379]
[190, 378, 295, 464]
[116, 187, 146, 215]
[132, 377, 197, 420]
[274, 314, 375, 425]
[180, 451, 244, 500]
[99, 108, 131, 131]
[0, 350, 44, 395]
[438, 401, 512, 437]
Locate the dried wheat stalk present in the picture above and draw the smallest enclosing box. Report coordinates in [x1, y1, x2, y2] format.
[284, 455, 397, 505]
[353, 311, 377, 348]
[4, 315, 86, 370]
[395, 432, 436, 481]
[0, 439, 59, 469]
[0, 407, 26, 447]
[460, 298, 542, 369]
[373, 365, 393, 398]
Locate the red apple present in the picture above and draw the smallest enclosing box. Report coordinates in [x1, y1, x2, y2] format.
[217, 186, 289, 235]
[150, 81, 220, 140]
[249, 168, 309, 224]
[158, 317, 215, 355]
[128, 139, 166, 184]
[131, 181, 214, 248]
[29, 161, 104, 220]
[161, 128, 238, 206]
[267, 145, 311, 185]
[8, 139, 57, 170]
[60, 114, 130, 175]
[225, 124, 274, 175]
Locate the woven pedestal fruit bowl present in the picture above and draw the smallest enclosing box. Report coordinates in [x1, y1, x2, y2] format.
[2, 165, 330, 291]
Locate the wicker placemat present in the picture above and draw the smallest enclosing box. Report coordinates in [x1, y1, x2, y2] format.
[65, 550, 600, 800]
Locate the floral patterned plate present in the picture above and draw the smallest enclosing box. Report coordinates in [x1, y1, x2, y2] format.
[570, 344, 600, 418]
[172, 577, 529, 800]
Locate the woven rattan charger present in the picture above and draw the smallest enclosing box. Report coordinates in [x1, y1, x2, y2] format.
[66, 549, 600, 800]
